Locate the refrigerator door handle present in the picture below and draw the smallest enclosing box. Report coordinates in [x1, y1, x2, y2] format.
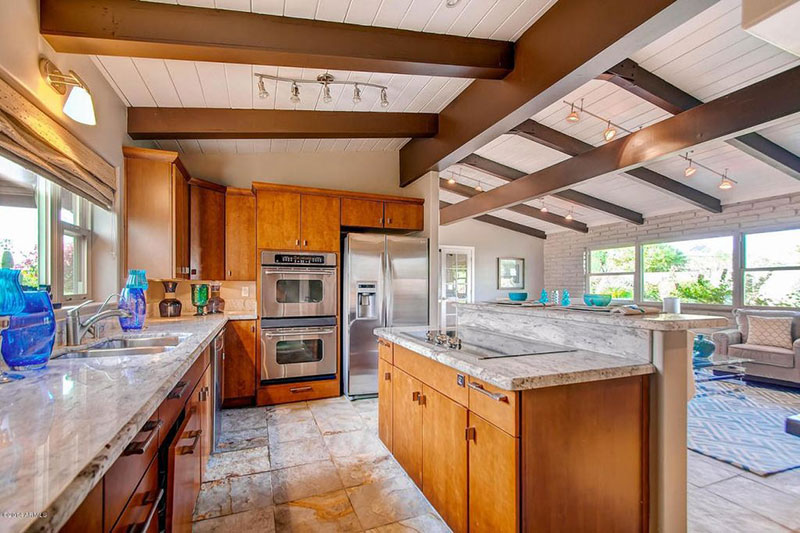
[384, 247, 393, 327]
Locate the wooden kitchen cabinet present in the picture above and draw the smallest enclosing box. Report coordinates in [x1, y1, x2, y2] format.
[391, 367, 423, 487]
[167, 398, 202, 533]
[223, 320, 257, 406]
[468, 412, 519, 533]
[61, 479, 103, 533]
[300, 194, 341, 251]
[341, 197, 384, 228]
[110, 455, 160, 533]
[190, 179, 226, 280]
[225, 188, 256, 281]
[124, 146, 191, 279]
[422, 384, 468, 533]
[377, 357, 393, 450]
[384, 202, 423, 231]
[198, 366, 213, 480]
[256, 189, 301, 250]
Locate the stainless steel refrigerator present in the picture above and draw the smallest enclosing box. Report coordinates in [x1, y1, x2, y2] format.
[343, 234, 429, 398]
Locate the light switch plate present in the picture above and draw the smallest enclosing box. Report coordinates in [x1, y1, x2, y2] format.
[241, 286, 249, 298]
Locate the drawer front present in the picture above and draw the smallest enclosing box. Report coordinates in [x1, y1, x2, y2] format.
[104, 410, 161, 532]
[159, 348, 210, 439]
[256, 377, 339, 406]
[378, 338, 393, 363]
[468, 378, 519, 437]
[111, 454, 161, 533]
[393, 345, 468, 407]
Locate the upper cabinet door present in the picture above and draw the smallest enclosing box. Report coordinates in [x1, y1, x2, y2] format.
[256, 190, 301, 250]
[190, 185, 225, 280]
[172, 166, 191, 279]
[300, 194, 340, 252]
[384, 202, 424, 231]
[341, 197, 384, 228]
[225, 190, 256, 281]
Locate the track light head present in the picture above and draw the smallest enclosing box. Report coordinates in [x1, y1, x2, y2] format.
[540, 205, 548, 213]
[290, 82, 301, 104]
[566, 103, 580, 123]
[257, 78, 269, 99]
[352, 84, 362, 104]
[380, 88, 389, 108]
[474, 182, 482, 192]
[719, 169, 734, 190]
[684, 161, 696, 177]
[603, 121, 617, 142]
[322, 83, 332, 104]
[447, 176, 455, 185]
[565, 212, 573, 221]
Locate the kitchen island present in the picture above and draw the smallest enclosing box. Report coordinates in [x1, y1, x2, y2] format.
[0, 313, 254, 533]
[375, 302, 727, 533]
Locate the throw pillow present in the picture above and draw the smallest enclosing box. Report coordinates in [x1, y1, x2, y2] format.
[747, 316, 794, 350]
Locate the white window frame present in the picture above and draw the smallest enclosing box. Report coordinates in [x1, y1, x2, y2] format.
[741, 227, 800, 309]
[586, 244, 636, 303]
[56, 187, 92, 304]
[439, 245, 475, 327]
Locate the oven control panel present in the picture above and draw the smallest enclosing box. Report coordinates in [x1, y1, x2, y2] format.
[261, 250, 337, 267]
[275, 254, 325, 265]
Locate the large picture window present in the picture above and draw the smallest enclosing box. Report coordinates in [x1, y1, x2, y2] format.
[743, 229, 800, 307]
[588, 246, 635, 300]
[642, 236, 733, 305]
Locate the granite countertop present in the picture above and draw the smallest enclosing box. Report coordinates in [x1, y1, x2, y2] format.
[375, 325, 655, 391]
[0, 312, 250, 533]
[463, 302, 728, 331]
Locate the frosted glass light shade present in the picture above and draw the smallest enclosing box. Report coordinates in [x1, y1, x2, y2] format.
[63, 85, 96, 126]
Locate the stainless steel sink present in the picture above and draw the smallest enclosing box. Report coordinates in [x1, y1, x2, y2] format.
[60, 346, 168, 358]
[88, 336, 182, 350]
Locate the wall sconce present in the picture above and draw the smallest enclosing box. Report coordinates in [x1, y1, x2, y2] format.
[39, 57, 96, 126]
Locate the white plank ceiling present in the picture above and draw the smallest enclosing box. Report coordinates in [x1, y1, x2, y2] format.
[443, 0, 800, 235]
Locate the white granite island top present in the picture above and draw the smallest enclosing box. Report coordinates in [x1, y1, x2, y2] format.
[375, 325, 655, 391]
[462, 302, 729, 331]
[0, 312, 253, 533]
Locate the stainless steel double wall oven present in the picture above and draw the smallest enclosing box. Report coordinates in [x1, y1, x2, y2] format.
[260, 251, 338, 384]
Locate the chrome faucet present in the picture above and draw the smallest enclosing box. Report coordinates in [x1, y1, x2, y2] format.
[65, 295, 132, 346]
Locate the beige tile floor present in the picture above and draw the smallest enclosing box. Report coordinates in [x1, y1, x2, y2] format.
[192, 396, 451, 532]
[193, 395, 799, 532]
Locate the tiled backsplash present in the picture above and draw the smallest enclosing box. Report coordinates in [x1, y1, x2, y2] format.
[144, 280, 257, 317]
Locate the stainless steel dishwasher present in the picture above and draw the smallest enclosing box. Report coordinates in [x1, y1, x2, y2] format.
[211, 328, 225, 452]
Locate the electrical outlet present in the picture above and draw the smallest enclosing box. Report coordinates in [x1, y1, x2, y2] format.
[241, 286, 249, 298]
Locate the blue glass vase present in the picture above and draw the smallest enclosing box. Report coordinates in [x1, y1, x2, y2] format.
[119, 269, 148, 331]
[1, 290, 56, 370]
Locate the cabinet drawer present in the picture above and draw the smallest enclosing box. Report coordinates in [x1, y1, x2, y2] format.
[393, 345, 468, 407]
[256, 377, 339, 405]
[378, 338, 393, 363]
[168, 404, 202, 533]
[468, 378, 518, 437]
[104, 410, 161, 532]
[160, 349, 209, 439]
[111, 454, 161, 533]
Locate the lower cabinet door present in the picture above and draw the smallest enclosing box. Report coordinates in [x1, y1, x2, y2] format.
[111, 455, 161, 533]
[168, 403, 202, 533]
[468, 412, 519, 533]
[422, 385, 468, 533]
[199, 367, 213, 481]
[391, 367, 423, 487]
[61, 478, 103, 533]
[377, 358, 393, 451]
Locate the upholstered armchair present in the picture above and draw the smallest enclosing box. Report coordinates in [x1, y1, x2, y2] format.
[711, 309, 800, 386]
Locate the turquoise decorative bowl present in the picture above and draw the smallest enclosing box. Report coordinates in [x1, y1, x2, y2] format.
[508, 292, 528, 301]
[583, 293, 612, 306]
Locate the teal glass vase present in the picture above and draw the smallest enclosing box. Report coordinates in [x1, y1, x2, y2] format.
[0, 268, 25, 316]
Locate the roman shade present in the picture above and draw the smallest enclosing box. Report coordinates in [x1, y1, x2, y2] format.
[0, 76, 115, 209]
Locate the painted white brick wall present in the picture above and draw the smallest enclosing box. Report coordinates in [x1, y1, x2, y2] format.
[543, 192, 800, 299]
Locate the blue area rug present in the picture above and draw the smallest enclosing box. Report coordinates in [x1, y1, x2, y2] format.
[688, 382, 800, 476]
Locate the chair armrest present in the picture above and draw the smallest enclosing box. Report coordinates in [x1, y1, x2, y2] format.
[711, 329, 741, 356]
[794, 338, 800, 358]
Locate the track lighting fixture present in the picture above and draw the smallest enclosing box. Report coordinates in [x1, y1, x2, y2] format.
[565, 211, 573, 221]
[566, 99, 582, 123]
[603, 120, 617, 142]
[446, 0, 462, 7]
[719, 169, 734, 190]
[257, 78, 269, 99]
[684, 161, 697, 177]
[254, 72, 389, 108]
[677, 154, 737, 189]
[39, 57, 96, 126]
[290, 82, 301, 104]
[448, 177, 456, 185]
[540, 203, 548, 213]
[475, 181, 483, 192]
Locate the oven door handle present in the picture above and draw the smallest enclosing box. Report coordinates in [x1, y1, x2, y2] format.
[262, 328, 336, 337]
[262, 268, 336, 275]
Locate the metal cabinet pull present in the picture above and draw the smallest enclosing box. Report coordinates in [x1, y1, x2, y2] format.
[290, 386, 312, 393]
[378, 339, 391, 348]
[303, 240, 308, 247]
[468, 381, 509, 403]
[387, 218, 392, 224]
[130, 488, 164, 533]
[384, 372, 391, 381]
[418, 394, 426, 406]
[295, 239, 300, 246]
[179, 429, 202, 455]
[123, 419, 162, 456]
[411, 391, 420, 402]
[465, 427, 476, 441]
[379, 217, 383, 224]
[167, 380, 189, 400]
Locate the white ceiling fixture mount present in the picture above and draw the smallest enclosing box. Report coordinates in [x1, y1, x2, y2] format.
[255, 72, 390, 107]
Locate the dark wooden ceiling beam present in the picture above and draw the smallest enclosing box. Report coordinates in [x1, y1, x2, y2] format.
[601, 58, 800, 181]
[439, 200, 546, 240]
[128, 108, 438, 140]
[440, 66, 800, 224]
[510, 120, 721, 213]
[40, 0, 513, 79]
[460, 153, 645, 224]
[440, 178, 588, 233]
[398, 0, 716, 186]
